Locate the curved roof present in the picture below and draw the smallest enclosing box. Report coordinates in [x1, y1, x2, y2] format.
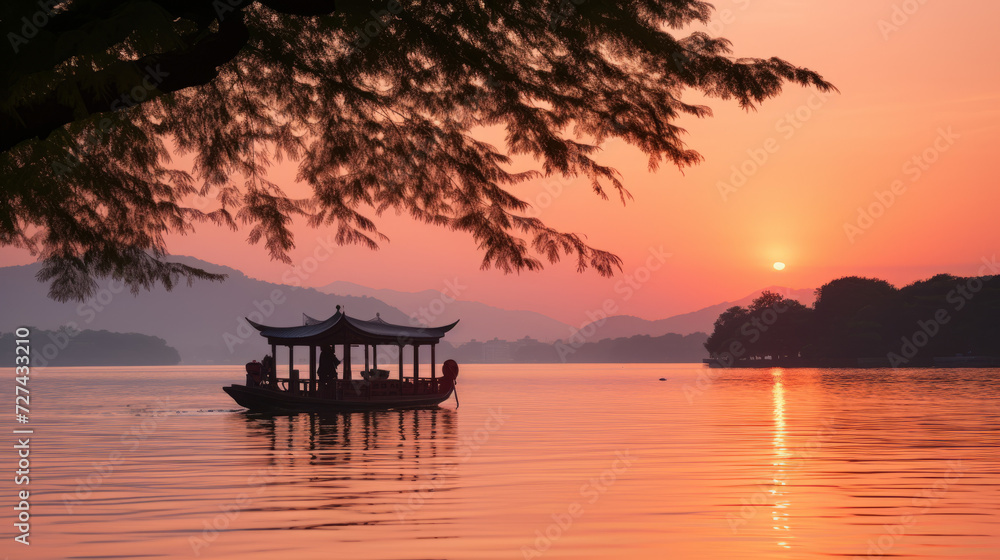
[248, 310, 458, 346]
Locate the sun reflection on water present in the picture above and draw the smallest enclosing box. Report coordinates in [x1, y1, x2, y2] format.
[771, 369, 792, 550]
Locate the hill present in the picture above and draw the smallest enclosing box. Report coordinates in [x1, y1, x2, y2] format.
[0, 257, 410, 365]
[0, 328, 181, 366]
[0, 256, 809, 365]
[447, 332, 709, 363]
[579, 286, 815, 338]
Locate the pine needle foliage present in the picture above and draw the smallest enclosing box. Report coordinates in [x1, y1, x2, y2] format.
[0, 0, 835, 301]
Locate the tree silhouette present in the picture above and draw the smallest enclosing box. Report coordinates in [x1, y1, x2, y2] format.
[704, 305, 750, 362]
[705, 291, 811, 363]
[1, 0, 835, 301]
[758, 298, 811, 360]
[812, 276, 900, 359]
[708, 274, 1000, 366]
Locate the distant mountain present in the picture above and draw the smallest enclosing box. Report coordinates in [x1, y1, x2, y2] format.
[447, 332, 709, 363]
[0, 256, 815, 364]
[318, 280, 575, 343]
[0, 257, 411, 365]
[579, 286, 816, 340]
[0, 328, 181, 366]
[317, 281, 815, 344]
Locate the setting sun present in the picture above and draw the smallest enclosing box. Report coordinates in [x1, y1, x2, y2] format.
[773, 262, 786, 271]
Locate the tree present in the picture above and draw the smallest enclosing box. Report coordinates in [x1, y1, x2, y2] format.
[705, 292, 813, 363]
[898, 274, 1000, 359]
[813, 276, 898, 322]
[709, 274, 1000, 365]
[1, 0, 835, 301]
[758, 298, 811, 360]
[704, 305, 749, 361]
[812, 276, 900, 358]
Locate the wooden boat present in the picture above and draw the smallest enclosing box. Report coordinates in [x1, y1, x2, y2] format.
[223, 306, 460, 413]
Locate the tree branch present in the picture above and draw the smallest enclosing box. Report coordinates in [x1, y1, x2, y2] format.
[0, 0, 337, 153]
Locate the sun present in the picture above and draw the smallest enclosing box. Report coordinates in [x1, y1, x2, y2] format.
[773, 262, 786, 271]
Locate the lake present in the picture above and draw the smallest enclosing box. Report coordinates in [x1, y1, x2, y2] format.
[2, 364, 998, 559]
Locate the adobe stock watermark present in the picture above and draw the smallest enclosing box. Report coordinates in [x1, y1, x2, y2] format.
[344, 0, 404, 58]
[555, 246, 671, 361]
[6, 0, 62, 53]
[26, 325, 79, 369]
[718, 89, 835, 202]
[365, 276, 467, 368]
[189, 464, 285, 555]
[62, 397, 173, 513]
[726, 417, 836, 533]
[702, 0, 752, 34]
[844, 126, 959, 244]
[222, 233, 344, 353]
[29, 276, 135, 369]
[878, 0, 932, 41]
[522, 175, 575, 219]
[671, 0, 752, 77]
[395, 407, 509, 521]
[886, 256, 998, 367]
[854, 460, 965, 559]
[408, 278, 466, 326]
[684, 296, 795, 404]
[548, 0, 586, 29]
[51, 64, 170, 177]
[520, 450, 636, 559]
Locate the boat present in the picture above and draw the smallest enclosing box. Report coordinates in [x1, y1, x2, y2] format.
[223, 306, 460, 413]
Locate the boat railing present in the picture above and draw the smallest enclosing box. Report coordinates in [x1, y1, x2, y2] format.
[265, 376, 443, 398]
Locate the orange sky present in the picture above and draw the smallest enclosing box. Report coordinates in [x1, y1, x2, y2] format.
[4, 0, 1000, 326]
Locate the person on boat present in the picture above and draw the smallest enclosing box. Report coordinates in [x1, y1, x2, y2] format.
[317, 345, 340, 389]
[245, 359, 262, 387]
[259, 354, 275, 387]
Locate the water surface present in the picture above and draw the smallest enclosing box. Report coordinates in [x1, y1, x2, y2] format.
[2, 364, 998, 559]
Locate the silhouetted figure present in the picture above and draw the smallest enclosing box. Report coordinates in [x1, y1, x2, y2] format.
[245, 359, 262, 387]
[260, 354, 275, 388]
[317, 345, 340, 395]
[441, 359, 459, 392]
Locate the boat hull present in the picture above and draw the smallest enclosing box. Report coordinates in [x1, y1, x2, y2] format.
[223, 384, 454, 413]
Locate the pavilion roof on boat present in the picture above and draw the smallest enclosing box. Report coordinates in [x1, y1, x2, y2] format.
[233, 305, 460, 405]
[246, 306, 459, 388]
[247, 307, 458, 346]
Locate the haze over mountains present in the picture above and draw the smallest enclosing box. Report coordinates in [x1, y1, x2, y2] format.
[0, 257, 404, 365]
[319, 282, 815, 343]
[0, 256, 814, 364]
[578, 286, 816, 340]
[319, 280, 574, 343]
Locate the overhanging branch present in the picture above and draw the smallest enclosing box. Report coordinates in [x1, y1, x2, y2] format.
[0, 0, 337, 154]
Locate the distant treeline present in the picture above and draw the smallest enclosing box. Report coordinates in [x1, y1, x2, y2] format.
[705, 274, 1000, 367]
[0, 328, 181, 367]
[447, 332, 709, 364]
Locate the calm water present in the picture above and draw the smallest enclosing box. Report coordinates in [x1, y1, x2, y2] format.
[2, 364, 998, 559]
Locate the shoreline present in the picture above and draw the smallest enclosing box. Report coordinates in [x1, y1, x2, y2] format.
[703, 356, 1000, 369]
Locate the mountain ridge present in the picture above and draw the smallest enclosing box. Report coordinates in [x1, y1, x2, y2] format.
[0, 256, 411, 364]
[317, 280, 574, 343]
[0, 256, 813, 363]
[577, 285, 815, 340]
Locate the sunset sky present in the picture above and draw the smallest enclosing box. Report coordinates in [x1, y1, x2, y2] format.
[4, 0, 999, 326]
